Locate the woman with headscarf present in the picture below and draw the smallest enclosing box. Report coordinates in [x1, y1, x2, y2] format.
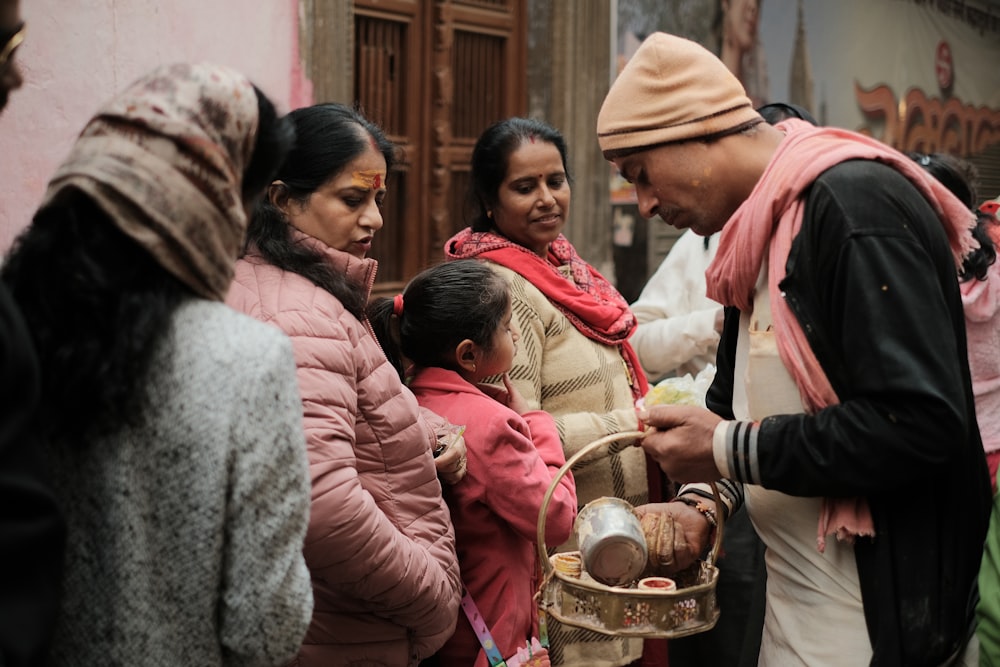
[1, 63, 313, 666]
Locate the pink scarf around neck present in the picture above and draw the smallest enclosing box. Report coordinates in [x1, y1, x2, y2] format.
[706, 119, 977, 551]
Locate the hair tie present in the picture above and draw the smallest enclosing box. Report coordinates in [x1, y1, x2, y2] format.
[392, 293, 404, 317]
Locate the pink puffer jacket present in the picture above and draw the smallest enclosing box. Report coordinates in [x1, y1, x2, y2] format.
[226, 233, 461, 667]
[962, 259, 1000, 456]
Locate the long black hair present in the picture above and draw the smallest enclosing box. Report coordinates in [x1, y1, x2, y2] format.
[367, 260, 509, 380]
[756, 102, 818, 126]
[468, 117, 572, 232]
[908, 151, 996, 282]
[244, 102, 395, 319]
[0, 86, 293, 442]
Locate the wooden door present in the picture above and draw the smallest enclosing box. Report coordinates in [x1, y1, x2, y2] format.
[354, 0, 527, 297]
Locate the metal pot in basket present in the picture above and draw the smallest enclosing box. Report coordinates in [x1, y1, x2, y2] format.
[535, 431, 725, 639]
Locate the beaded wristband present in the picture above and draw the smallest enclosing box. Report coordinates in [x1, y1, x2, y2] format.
[672, 495, 718, 530]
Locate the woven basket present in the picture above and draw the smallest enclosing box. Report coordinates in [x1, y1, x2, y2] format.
[536, 431, 723, 638]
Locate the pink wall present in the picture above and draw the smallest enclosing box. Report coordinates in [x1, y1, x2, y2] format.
[0, 0, 314, 251]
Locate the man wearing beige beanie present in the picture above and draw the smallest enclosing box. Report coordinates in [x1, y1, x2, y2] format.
[599, 32, 989, 666]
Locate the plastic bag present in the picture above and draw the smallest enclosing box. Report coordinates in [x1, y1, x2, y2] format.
[639, 364, 717, 409]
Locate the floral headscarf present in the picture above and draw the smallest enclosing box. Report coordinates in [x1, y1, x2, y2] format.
[38, 62, 259, 301]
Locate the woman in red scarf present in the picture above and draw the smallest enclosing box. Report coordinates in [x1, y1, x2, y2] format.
[445, 117, 659, 667]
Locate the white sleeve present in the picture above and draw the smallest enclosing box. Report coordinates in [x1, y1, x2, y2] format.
[630, 230, 722, 379]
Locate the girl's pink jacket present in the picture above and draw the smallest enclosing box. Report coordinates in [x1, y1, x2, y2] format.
[963, 259, 1000, 457]
[226, 235, 461, 667]
[408, 367, 576, 667]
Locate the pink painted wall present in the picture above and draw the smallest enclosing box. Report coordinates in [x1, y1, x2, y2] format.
[0, 0, 314, 251]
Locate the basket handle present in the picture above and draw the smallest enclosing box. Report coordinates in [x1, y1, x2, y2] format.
[536, 431, 726, 577]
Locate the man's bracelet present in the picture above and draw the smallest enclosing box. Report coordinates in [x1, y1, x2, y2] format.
[672, 495, 718, 530]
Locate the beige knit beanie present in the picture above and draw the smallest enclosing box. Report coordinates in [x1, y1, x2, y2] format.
[597, 32, 762, 153]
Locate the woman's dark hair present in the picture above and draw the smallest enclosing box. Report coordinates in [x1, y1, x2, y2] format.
[963, 212, 998, 282]
[244, 102, 395, 319]
[0, 86, 294, 442]
[908, 151, 996, 282]
[367, 260, 509, 380]
[909, 151, 978, 209]
[243, 85, 297, 200]
[756, 102, 818, 126]
[468, 117, 572, 232]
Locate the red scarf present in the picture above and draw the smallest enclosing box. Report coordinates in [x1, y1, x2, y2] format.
[445, 229, 649, 400]
[706, 119, 976, 551]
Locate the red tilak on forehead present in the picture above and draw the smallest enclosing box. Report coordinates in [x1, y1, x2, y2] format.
[351, 170, 385, 190]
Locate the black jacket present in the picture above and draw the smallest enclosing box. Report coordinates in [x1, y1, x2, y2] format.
[0, 282, 64, 667]
[707, 159, 991, 667]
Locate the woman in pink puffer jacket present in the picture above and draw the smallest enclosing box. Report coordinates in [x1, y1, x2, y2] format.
[226, 103, 461, 667]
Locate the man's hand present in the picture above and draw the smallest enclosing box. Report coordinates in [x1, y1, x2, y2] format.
[640, 404, 723, 483]
[633, 501, 712, 574]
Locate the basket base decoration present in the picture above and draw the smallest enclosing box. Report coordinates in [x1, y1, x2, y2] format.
[540, 557, 720, 639]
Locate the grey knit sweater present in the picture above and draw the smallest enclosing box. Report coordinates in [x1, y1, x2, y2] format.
[46, 300, 313, 667]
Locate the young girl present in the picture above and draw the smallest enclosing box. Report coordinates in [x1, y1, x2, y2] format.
[369, 259, 577, 667]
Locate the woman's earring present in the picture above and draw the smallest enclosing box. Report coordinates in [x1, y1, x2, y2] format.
[486, 210, 493, 219]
